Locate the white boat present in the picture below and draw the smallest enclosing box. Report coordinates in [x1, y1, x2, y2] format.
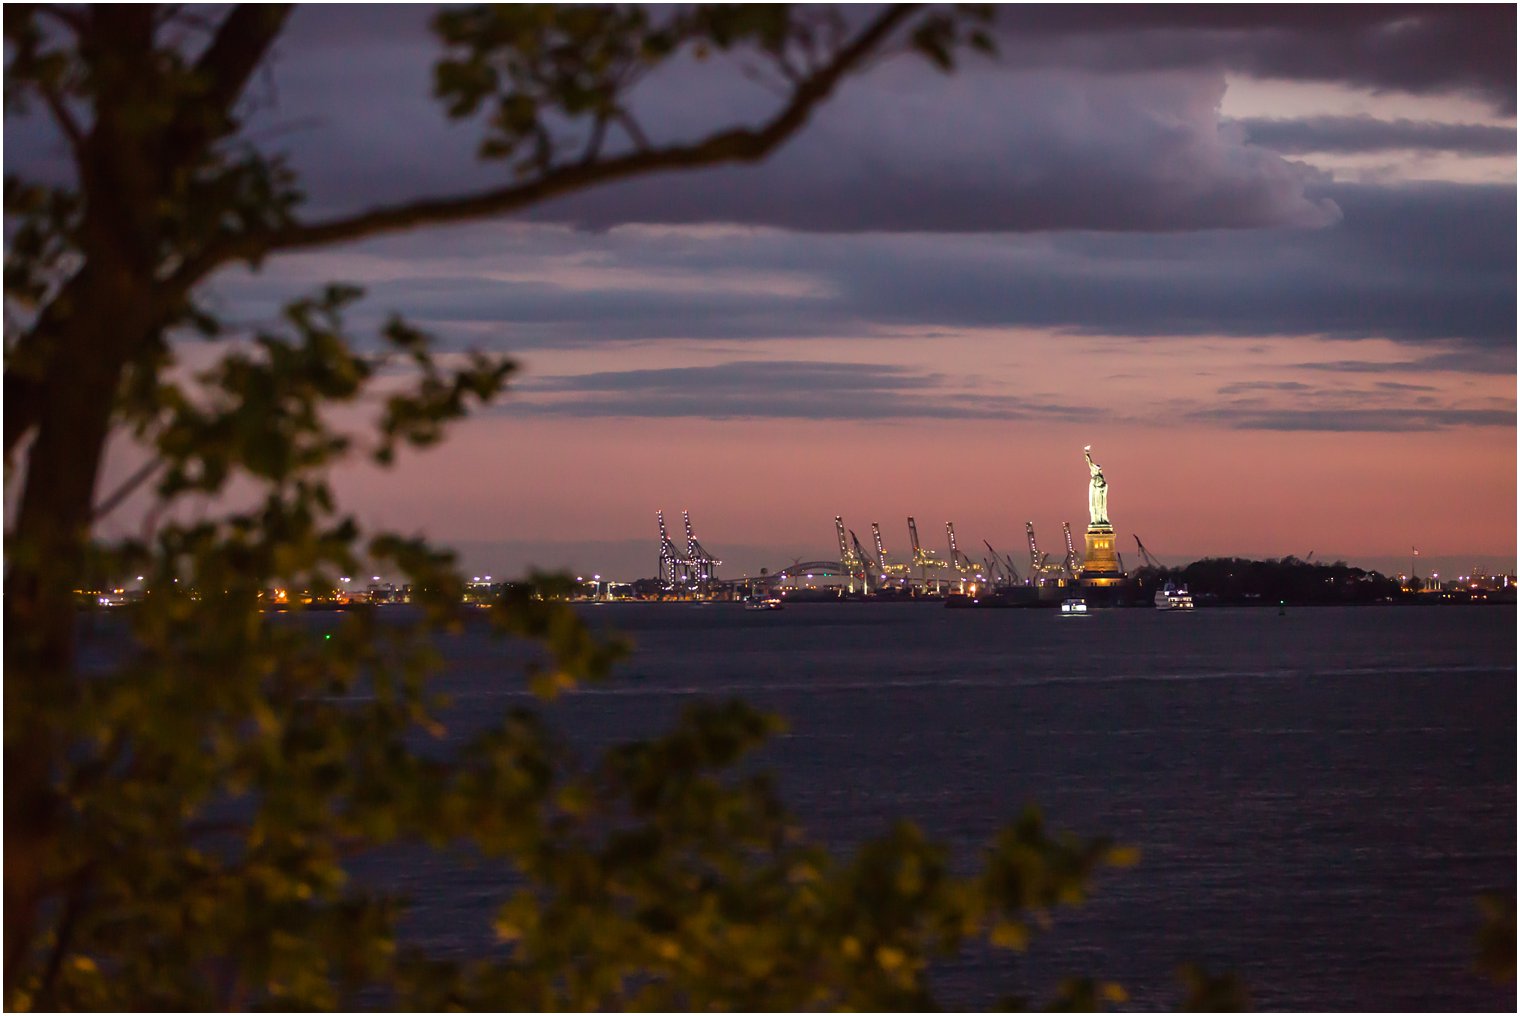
[1059, 598, 1089, 616]
[743, 596, 784, 611]
[1154, 583, 1195, 611]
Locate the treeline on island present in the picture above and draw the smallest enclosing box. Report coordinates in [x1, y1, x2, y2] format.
[1135, 556, 1423, 606]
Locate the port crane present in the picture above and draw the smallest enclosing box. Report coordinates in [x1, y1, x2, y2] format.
[1133, 534, 1164, 571]
[907, 517, 943, 589]
[1061, 521, 1080, 578]
[682, 510, 720, 586]
[850, 529, 879, 591]
[872, 523, 912, 580]
[835, 515, 867, 592]
[1026, 522, 1054, 580]
[657, 509, 687, 587]
[983, 539, 1021, 586]
[945, 522, 980, 576]
[946, 521, 987, 592]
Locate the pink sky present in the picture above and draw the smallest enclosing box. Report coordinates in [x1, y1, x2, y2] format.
[67, 10, 1517, 584]
[316, 342, 1516, 579]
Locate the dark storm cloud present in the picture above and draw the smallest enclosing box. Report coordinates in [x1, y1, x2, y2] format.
[523, 65, 1340, 234]
[1232, 116, 1517, 155]
[992, 6, 1517, 114]
[1188, 406, 1515, 432]
[510, 360, 1099, 422]
[9, 6, 1511, 237]
[232, 7, 1344, 234]
[223, 179, 1514, 353]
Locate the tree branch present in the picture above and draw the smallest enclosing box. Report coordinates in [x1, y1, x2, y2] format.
[37, 78, 86, 155]
[189, 4, 295, 117]
[91, 456, 163, 523]
[613, 109, 652, 153]
[167, 4, 920, 284]
[162, 3, 295, 167]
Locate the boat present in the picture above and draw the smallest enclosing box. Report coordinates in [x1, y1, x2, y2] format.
[743, 596, 785, 611]
[1059, 598, 1089, 616]
[1154, 583, 1195, 611]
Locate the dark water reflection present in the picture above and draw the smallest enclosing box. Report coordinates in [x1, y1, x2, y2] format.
[409, 603, 1515, 1011]
[87, 602, 1509, 1010]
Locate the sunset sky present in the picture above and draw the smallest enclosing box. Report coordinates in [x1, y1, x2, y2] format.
[30, 5, 1516, 581]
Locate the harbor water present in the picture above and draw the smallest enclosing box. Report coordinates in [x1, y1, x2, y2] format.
[389, 602, 1515, 1011]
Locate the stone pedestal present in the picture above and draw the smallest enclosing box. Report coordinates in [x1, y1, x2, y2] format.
[1081, 523, 1124, 587]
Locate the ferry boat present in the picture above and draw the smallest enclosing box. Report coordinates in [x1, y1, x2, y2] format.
[1059, 598, 1089, 616]
[1154, 583, 1195, 611]
[743, 595, 784, 611]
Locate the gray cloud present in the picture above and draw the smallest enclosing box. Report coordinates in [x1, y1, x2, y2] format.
[212, 180, 1515, 354]
[510, 359, 1099, 423]
[526, 65, 1340, 234]
[1371, 380, 1438, 393]
[1293, 348, 1517, 376]
[1233, 116, 1517, 155]
[1217, 381, 1314, 395]
[525, 360, 940, 395]
[1187, 406, 1515, 432]
[991, 6, 1517, 114]
[216, 8, 1344, 235]
[501, 358, 1513, 432]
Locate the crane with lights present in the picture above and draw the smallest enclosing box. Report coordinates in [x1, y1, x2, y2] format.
[835, 515, 868, 592]
[907, 516, 944, 589]
[682, 509, 721, 587]
[1061, 521, 1080, 578]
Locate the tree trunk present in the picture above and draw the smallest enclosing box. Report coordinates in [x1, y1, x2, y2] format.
[4, 292, 138, 992]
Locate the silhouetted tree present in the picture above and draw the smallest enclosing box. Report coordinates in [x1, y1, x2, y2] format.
[7, 5, 1206, 1010]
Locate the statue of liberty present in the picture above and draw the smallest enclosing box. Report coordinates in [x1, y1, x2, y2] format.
[1084, 445, 1108, 526]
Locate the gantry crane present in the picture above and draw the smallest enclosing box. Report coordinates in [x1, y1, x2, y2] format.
[984, 540, 1021, 586]
[945, 522, 977, 574]
[1026, 521, 1053, 580]
[850, 529, 879, 591]
[1133, 534, 1164, 570]
[835, 515, 867, 592]
[657, 509, 687, 587]
[872, 523, 912, 580]
[1062, 521, 1080, 578]
[907, 516, 943, 590]
[683, 510, 720, 586]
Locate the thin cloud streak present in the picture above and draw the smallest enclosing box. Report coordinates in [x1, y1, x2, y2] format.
[1188, 407, 1515, 432]
[1233, 115, 1517, 155]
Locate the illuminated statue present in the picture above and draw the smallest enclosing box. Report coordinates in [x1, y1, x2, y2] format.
[1084, 445, 1108, 526]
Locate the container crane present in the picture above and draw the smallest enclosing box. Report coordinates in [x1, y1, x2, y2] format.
[682, 510, 720, 586]
[1133, 534, 1164, 571]
[1026, 522, 1052, 579]
[907, 516, 943, 590]
[657, 509, 688, 587]
[945, 522, 977, 573]
[835, 515, 866, 592]
[984, 540, 1021, 585]
[850, 529, 878, 591]
[1062, 522, 1080, 577]
[946, 522, 983, 592]
[872, 523, 912, 579]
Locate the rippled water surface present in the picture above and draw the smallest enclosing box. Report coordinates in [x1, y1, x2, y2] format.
[365, 604, 1515, 1009]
